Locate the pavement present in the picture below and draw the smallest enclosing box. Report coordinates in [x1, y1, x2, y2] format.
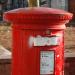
[0, 45, 11, 59]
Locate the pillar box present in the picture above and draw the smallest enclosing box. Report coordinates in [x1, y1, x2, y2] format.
[3, 7, 72, 75]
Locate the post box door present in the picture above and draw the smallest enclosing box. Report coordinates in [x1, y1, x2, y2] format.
[12, 29, 64, 75]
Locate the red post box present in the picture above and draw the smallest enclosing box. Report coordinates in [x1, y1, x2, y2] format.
[3, 7, 72, 75]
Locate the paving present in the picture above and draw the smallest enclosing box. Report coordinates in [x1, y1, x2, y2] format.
[0, 45, 11, 59]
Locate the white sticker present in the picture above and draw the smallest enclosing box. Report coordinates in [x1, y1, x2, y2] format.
[40, 51, 54, 74]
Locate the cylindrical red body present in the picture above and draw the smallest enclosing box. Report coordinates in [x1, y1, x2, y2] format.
[3, 7, 72, 75]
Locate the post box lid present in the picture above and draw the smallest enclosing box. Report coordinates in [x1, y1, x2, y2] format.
[3, 7, 73, 29]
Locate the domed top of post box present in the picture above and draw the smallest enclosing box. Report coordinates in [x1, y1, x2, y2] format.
[3, 7, 73, 29]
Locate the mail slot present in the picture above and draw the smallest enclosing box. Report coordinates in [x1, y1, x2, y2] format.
[3, 7, 73, 75]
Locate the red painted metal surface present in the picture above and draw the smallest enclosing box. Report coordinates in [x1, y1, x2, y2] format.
[3, 7, 72, 75]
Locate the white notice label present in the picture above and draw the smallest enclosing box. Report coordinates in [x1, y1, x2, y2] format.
[40, 51, 54, 74]
[28, 35, 59, 47]
[34, 36, 59, 46]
